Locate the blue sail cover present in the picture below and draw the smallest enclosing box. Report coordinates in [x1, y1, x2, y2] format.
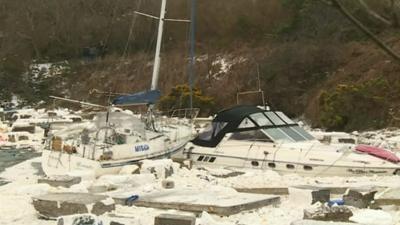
[112, 90, 161, 106]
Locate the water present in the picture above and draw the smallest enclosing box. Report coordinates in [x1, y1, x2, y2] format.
[0, 149, 40, 185]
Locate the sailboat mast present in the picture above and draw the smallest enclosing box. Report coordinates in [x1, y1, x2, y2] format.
[150, 0, 167, 91]
[188, 0, 196, 110]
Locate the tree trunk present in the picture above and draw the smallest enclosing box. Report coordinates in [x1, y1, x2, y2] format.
[331, 0, 400, 63]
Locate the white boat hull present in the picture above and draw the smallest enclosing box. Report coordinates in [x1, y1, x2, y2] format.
[182, 141, 400, 177]
[42, 141, 187, 177]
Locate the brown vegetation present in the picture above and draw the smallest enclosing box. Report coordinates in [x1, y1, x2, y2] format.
[2, 0, 400, 131]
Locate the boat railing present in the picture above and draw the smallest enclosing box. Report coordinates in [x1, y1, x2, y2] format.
[166, 108, 200, 120]
[92, 126, 116, 160]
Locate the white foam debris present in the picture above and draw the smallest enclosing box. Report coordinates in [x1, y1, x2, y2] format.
[2, 157, 400, 225]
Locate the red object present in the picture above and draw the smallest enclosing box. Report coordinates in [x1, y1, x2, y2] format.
[355, 144, 400, 163]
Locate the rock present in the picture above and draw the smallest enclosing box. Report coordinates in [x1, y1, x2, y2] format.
[304, 204, 353, 222]
[119, 165, 139, 175]
[343, 188, 376, 208]
[311, 189, 330, 204]
[38, 175, 81, 188]
[161, 180, 175, 189]
[56, 214, 103, 225]
[32, 193, 115, 219]
[154, 214, 196, 225]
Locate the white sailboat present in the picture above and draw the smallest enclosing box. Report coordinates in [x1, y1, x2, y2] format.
[41, 0, 198, 177]
[179, 105, 400, 176]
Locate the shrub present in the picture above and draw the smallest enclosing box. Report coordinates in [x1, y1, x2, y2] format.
[158, 84, 215, 116]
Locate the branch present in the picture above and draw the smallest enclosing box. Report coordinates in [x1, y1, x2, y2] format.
[358, 0, 392, 26]
[331, 0, 400, 63]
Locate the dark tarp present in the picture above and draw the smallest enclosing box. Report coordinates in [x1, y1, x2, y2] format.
[112, 90, 161, 106]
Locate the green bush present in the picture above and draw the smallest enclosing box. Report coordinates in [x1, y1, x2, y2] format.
[319, 78, 390, 131]
[159, 84, 215, 116]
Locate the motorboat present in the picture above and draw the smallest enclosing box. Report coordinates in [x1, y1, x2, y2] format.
[179, 105, 400, 176]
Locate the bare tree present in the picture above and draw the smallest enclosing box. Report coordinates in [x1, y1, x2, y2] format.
[331, 0, 400, 63]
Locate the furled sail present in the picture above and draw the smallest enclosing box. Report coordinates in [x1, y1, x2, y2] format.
[112, 90, 161, 106]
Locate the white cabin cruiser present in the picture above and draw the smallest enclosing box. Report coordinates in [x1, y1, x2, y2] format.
[42, 109, 197, 177]
[180, 105, 400, 176]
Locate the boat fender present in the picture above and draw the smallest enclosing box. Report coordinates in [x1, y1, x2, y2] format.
[125, 195, 139, 206]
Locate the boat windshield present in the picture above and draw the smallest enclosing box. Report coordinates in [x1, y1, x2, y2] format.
[230, 130, 272, 142]
[263, 126, 314, 142]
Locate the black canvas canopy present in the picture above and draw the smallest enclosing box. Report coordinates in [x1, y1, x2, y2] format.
[192, 105, 313, 147]
[213, 105, 264, 122]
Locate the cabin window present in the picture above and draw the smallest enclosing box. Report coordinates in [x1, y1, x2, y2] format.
[268, 162, 276, 168]
[264, 112, 285, 125]
[275, 112, 295, 125]
[338, 138, 356, 144]
[321, 135, 332, 144]
[304, 165, 313, 171]
[229, 130, 272, 142]
[286, 164, 295, 169]
[213, 122, 227, 137]
[251, 161, 259, 167]
[18, 136, 29, 141]
[238, 118, 257, 128]
[290, 126, 315, 140]
[197, 124, 214, 141]
[263, 128, 293, 142]
[72, 117, 82, 123]
[209, 157, 216, 163]
[280, 127, 306, 141]
[198, 122, 227, 141]
[197, 156, 204, 161]
[250, 113, 272, 126]
[8, 135, 16, 142]
[204, 156, 210, 162]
